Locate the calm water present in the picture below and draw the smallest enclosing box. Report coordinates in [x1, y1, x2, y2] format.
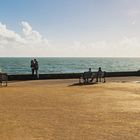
[0, 57, 140, 74]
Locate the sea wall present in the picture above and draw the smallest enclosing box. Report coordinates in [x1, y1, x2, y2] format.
[8, 71, 140, 81]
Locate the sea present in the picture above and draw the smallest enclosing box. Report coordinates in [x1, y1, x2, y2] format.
[0, 57, 140, 74]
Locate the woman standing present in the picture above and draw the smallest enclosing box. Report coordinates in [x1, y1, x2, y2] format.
[30, 60, 35, 75]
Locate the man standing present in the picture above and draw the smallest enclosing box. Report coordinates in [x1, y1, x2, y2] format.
[30, 59, 35, 75]
[34, 59, 39, 78]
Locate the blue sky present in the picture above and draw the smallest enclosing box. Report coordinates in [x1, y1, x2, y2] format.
[0, 0, 140, 57]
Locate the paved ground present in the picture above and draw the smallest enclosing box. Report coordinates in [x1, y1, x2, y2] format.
[0, 77, 140, 140]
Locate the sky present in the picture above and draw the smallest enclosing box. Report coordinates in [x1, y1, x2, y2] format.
[0, 0, 140, 57]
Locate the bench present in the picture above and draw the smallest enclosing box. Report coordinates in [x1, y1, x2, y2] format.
[79, 72, 97, 84]
[0, 73, 8, 87]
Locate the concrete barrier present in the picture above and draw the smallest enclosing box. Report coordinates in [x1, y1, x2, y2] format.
[8, 73, 82, 81]
[106, 71, 140, 77]
[7, 71, 140, 81]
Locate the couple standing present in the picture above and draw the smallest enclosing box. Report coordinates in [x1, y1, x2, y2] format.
[30, 59, 39, 77]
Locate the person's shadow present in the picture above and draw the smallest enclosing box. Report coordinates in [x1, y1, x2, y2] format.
[68, 82, 97, 87]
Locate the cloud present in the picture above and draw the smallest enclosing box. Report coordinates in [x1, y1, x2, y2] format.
[21, 21, 48, 45]
[128, 9, 140, 25]
[0, 22, 140, 57]
[0, 22, 24, 44]
[70, 37, 140, 57]
[0, 21, 49, 56]
[128, 9, 140, 17]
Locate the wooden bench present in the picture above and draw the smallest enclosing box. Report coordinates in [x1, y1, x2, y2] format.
[79, 72, 97, 84]
[0, 73, 8, 87]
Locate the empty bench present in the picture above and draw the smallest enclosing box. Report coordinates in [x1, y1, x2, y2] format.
[0, 73, 8, 87]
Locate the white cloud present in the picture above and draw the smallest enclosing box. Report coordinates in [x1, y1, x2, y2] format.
[69, 37, 140, 57]
[0, 22, 140, 57]
[128, 9, 140, 18]
[128, 9, 140, 25]
[21, 21, 48, 45]
[120, 36, 139, 47]
[0, 22, 24, 44]
[0, 21, 49, 56]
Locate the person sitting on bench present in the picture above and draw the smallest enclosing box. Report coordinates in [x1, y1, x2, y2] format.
[85, 68, 92, 83]
[80, 68, 93, 84]
[96, 67, 106, 83]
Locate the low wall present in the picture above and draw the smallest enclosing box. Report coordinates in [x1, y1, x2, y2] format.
[106, 71, 140, 77]
[8, 71, 140, 81]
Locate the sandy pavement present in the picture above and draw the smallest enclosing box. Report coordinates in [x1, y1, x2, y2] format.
[0, 77, 140, 140]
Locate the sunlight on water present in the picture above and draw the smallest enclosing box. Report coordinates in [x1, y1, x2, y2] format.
[0, 57, 140, 74]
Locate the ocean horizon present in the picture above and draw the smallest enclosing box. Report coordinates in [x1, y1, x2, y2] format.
[0, 57, 140, 74]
